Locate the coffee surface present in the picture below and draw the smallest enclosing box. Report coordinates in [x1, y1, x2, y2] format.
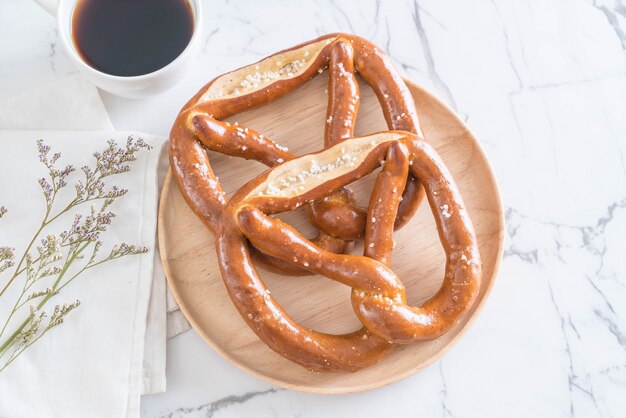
[72, 0, 194, 77]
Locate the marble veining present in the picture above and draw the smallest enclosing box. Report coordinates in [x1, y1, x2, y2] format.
[1, 0, 625, 417]
[159, 389, 283, 418]
[412, 2, 459, 113]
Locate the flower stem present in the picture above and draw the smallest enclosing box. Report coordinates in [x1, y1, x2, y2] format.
[0, 241, 88, 356]
[0, 324, 48, 373]
[0, 222, 46, 298]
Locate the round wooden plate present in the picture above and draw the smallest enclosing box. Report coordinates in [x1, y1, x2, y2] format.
[158, 75, 504, 393]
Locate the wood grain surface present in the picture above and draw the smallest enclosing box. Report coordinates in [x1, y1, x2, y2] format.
[158, 75, 504, 393]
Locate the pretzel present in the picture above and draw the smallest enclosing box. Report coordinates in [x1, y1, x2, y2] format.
[218, 132, 481, 371]
[170, 34, 424, 275]
[170, 34, 482, 372]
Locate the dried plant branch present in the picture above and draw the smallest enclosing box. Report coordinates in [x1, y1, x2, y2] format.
[0, 137, 152, 372]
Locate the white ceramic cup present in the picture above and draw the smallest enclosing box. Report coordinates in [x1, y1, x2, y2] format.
[34, 0, 203, 98]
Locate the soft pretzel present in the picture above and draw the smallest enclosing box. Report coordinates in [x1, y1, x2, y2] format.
[171, 34, 424, 275]
[170, 34, 482, 372]
[219, 132, 481, 371]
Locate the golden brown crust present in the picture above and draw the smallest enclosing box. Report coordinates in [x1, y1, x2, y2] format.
[170, 33, 424, 250]
[227, 132, 481, 370]
[169, 34, 481, 372]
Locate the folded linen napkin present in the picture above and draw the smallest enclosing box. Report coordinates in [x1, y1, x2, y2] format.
[0, 75, 112, 130]
[0, 130, 165, 417]
[0, 76, 191, 399]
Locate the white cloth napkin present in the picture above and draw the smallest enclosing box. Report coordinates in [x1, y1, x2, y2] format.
[0, 75, 192, 391]
[0, 76, 192, 416]
[0, 75, 175, 398]
[0, 75, 112, 130]
[0, 129, 164, 417]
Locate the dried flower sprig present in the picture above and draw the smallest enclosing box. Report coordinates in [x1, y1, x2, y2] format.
[0, 301, 80, 372]
[0, 137, 152, 373]
[0, 245, 14, 274]
[0, 208, 14, 275]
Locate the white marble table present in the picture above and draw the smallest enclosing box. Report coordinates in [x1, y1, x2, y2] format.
[2, 0, 625, 416]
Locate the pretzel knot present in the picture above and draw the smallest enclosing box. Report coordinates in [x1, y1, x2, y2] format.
[170, 34, 482, 372]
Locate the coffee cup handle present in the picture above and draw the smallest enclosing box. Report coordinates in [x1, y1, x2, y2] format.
[33, 0, 59, 16]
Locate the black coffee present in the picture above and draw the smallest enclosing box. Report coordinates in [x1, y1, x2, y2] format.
[72, 0, 194, 77]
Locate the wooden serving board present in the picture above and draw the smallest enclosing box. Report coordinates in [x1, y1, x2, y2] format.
[158, 75, 504, 393]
